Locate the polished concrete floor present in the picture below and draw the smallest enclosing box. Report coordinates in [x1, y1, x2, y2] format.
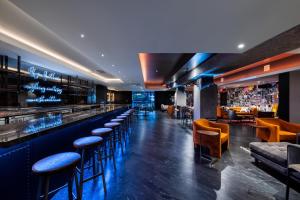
[53, 112, 300, 200]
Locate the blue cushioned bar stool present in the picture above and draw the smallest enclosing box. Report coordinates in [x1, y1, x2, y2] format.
[91, 128, 116, 170]
[32, 152, 81, 200]
[117, 115, 129, 132]
[121, 113, 131, 129]
[73, 136, 106, 199]
[111, 118, 127, 146]
[104, 122, 123, 154]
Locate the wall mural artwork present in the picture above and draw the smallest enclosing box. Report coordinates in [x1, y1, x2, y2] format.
[225, 83, 278, 108]
[24, 66, 62, 103]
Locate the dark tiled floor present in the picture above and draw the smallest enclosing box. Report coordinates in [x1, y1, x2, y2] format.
[53, 112, 300, 200]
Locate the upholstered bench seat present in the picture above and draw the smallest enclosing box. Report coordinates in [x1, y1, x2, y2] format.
[249, 142, 289, 167]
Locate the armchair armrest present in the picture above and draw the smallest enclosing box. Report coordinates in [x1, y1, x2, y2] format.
[256, 119, 280, 142]
[287, 144, 300, 165]
[193, 121, 221, 134]
[209, 121, 229, 133]
[280, 120, 300, 133]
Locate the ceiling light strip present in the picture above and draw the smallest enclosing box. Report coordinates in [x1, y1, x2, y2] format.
[0, 27, 122, 83]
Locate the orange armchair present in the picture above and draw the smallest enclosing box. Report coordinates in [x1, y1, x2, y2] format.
[167, 105, 174, 117]
[193, 119, 230, 158]
[256, 118, 300, 142]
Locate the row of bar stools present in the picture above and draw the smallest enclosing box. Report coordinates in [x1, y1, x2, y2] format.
[91, 128, 116, 170]
[32, 152, 81, 200]
[73, 136, 107, 199]
[32, 110, 135, 200]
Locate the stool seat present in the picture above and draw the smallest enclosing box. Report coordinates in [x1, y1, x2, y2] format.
[32, 152, 80, 175]
[91, 128, 113, 137]
[121, 113, 130, 116]
[73, 136, 103, 149]
[104, 122, 121, 128]
[117, 115, 127, 119]
[111, 119, 124, 122]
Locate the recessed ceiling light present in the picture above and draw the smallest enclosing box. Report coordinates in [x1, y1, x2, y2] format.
[112, 64, 115, 67]
[237, 43, 245, 49]
[156, 69, 158, 73]
[80, 34, 85, 38]
[101, 53, 104, 57]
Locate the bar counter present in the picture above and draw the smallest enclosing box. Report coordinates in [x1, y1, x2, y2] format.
[0, 104, 128, 200]
[0, 104, 127, 146]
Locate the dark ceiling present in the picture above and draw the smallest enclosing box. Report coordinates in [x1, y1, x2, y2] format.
[140, 53, 193, 88]
[172, 24, 300, 85]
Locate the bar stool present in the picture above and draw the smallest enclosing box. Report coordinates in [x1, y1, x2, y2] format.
[104, 122, 123, 154]
[91, 128, 116, 170]
[121, 113, 131, 128]
[111, 118, 127, 145]
[32, 152, 81, 200]
[73, 136, 106, 199]
[117, 115, 128, 131]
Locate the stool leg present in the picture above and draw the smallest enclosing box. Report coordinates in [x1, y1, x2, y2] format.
[79, 149, 85, 199]
[98, 147, 107, 194]
[92, 151, 97, 176]
[74, 170, 80, 200]
[109, 135, 117, 171]
[104, 138, 108, 159]
[113, 129, 117, 148]
[36, 176, 43, 200]
[43, 176, 50, 200]
[122, 124, 126, 147]
[118, 127, 124, 154]
[68, 174, 74, 200]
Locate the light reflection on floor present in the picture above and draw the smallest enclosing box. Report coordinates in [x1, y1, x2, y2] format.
[52, 112, 299, 200]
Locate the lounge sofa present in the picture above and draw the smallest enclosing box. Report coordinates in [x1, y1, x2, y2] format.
[250, 142, 290, 175]
[193, 119, 229, 158]
[249, 141, 300, 185]
[256, 118, 300, 142]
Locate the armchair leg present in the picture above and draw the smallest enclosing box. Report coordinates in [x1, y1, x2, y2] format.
[194, 144, 200, 151]
[286, 183, 289, 200]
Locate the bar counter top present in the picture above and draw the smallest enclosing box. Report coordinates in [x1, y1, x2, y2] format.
[0, 104, 127, 147]
[0, 104, 103, 118]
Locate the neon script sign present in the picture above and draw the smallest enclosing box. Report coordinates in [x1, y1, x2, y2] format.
[26, 96, 61, 103]
[24, 82, 62, 94]
[28, 66, 60, 81]
[25, 66, 62, 103]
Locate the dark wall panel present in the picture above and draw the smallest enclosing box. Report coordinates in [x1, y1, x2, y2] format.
[220, 92, 227, 106]
[96, 84, 108, 103]
[278, 73, 289, 121]
[200, 84, 218, 119]
[114, 91, 132, 104]
[200, 77, 218, 119]
[154, 91, 175, 110]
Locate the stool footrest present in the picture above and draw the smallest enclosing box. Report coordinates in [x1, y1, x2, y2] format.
[82, 172, 105, 183]
[39, 183, 76, 198]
